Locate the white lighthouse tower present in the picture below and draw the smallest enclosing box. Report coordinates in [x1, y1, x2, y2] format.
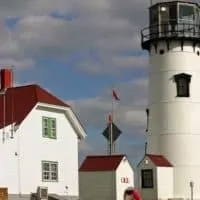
[138, 0, 200, 199]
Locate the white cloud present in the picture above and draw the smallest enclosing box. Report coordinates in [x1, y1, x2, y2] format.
[0, 0, 150, 164]
[79, 140, 93, 153]
[73, 77, 148, 163]
[0, 0, 149, 74]
[112, 55, 148, 69]
[70, 77, 148, 131]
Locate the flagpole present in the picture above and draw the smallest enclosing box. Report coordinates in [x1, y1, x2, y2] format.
[110, 96, 114, 155]
[108, 88, 120, 155]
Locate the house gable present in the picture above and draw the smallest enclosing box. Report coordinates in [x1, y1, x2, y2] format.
[138, 154, 173, 168]
[36, 103, 86, 139]
[138, 155, 155, 169]
[117, 156, 134, 173]
[0, 84, 86, 140]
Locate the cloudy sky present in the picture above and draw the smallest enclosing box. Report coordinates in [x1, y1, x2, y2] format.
[1, 0, 150, 167]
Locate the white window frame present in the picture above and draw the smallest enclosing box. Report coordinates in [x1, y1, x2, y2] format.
[42, 161, 58, 182]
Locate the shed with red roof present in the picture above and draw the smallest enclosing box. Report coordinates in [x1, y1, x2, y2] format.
[79, 155, 134, 200]
[137, 154, 173, 200]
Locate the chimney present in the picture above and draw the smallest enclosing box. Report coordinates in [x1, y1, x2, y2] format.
[0, 68, 13, 91]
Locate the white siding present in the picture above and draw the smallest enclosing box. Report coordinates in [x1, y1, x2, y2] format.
[147, 40, 200, 198]
[0, 104, 79, 196]
[116, 157, 134, 200]
[79, 171, 115, 200]
[0, 124, 19, 194]
[157, 167, 173, 199]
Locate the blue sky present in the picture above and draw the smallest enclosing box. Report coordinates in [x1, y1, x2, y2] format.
[0, 0, 149, 167]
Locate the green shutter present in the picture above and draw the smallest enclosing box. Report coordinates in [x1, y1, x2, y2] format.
[42, 117, 56, 139]
[42, 117, 47, 137]
[47, 118, 51, 137]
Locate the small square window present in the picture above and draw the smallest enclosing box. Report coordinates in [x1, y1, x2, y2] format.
[141, 169, 153, 188]
[42, 161, 58, 182]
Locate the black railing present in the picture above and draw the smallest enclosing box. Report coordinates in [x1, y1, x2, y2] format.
[141, 22, 200, 44]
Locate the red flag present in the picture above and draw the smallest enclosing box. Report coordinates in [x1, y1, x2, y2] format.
[108, 113, 113, 123]
[112, 89, 120, 100]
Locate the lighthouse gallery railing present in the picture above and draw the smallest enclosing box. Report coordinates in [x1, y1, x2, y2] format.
[141, 22, 200, 44]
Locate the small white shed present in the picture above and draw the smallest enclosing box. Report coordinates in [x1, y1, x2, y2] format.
[79, 155, 134, 200]
[137, 154, 173, 200]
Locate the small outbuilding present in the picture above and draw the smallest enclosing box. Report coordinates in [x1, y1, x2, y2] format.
[137, 154, 173, 200]
[79, 155, 134, 200]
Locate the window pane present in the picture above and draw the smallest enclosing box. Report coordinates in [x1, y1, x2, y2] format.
[51, 119, 56, 129]
[43, 172, 50, 180]
[177, 78, 189, 97]
[51, 163, 57, 172]
[51, 129, 56, 138]
[43, 163, 50, 171]
[44, 128, 49, 136]
[179, 5, 194, 21]
[51, 172, 57, 181]
[142, 169, 153, 188]
[43, 118, 48, 128]
[175, 74, 191, 97]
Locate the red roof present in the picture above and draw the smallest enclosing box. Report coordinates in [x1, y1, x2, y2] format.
[0, 84, 69, 129]
[79, 155, 125, 172]
[147, 154, 172, 167]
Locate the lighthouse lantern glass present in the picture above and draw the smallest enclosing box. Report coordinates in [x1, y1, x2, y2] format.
[179, 4, 195, 23]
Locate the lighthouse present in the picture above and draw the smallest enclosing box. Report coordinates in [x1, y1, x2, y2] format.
[137, 0, 200, 199]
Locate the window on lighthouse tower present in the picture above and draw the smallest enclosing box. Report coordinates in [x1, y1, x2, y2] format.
[174, 73, 191, 97]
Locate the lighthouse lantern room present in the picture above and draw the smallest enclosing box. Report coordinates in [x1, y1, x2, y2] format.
[138, 0, 200, 199]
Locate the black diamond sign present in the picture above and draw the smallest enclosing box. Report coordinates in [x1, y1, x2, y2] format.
[102, 122, 122, 142]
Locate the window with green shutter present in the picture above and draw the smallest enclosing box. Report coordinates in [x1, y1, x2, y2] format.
[42, 117, 57, 139]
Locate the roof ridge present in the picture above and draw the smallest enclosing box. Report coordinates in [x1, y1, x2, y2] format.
[147, 154, 173, 167]
[9, 84, 37, 90]
[35, 85, 70, 107]
[79, 154, 126, 171]
[86, 154, 125, 158]
[0, 83, 71, 129]
[146, 154, 164, 156]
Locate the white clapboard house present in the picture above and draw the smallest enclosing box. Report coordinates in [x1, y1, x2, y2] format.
[0, 68, 86, 200]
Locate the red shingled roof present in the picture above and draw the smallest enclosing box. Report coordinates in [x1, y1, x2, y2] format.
[0, 84, 69, 129]
[147, 154, 172, 167]
[79, 155, 125, 172]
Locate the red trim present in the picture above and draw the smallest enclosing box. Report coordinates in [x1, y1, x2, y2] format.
[0, 84, 70, 129]
[79, 155, 125, 171]
[147, 154, 173, 167]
